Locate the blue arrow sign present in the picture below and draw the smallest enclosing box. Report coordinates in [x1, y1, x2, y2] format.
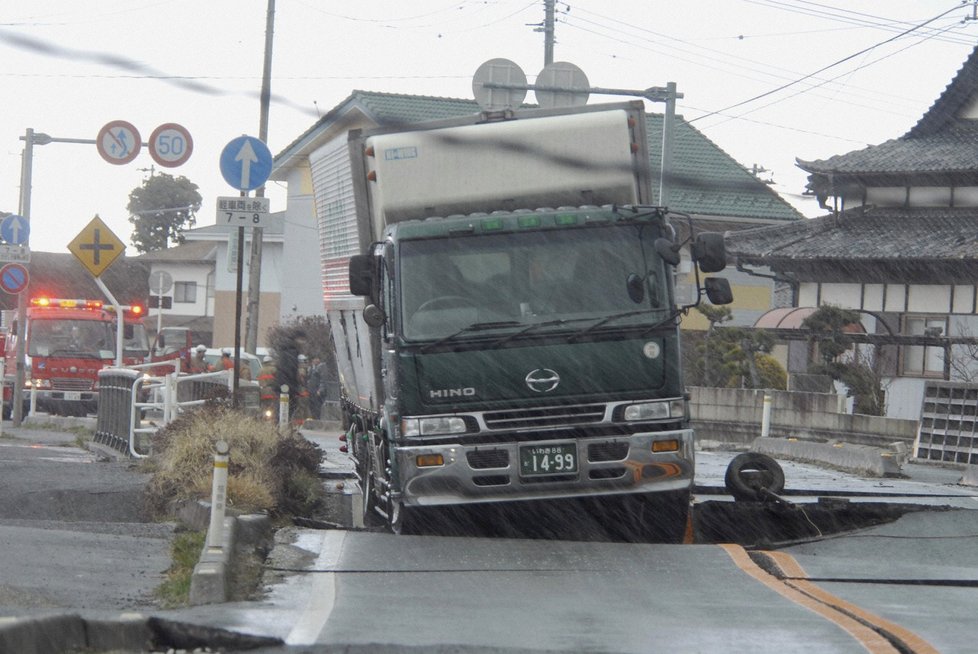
[220, 136, 273, 191]
[1, 214, 29, 246]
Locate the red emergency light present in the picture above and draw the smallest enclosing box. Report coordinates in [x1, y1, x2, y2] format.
[30, 297, 103, 310]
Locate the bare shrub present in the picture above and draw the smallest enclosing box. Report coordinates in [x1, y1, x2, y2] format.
[145, 403, 325, 519]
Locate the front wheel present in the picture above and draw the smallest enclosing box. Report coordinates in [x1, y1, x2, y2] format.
[387, 493, 423, 535]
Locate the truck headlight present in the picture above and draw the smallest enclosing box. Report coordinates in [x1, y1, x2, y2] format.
[401, 416, 468, 437]
[621, 399, 685, 422]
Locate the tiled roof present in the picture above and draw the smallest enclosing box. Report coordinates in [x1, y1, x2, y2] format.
[134, 239, 217, 263]
[798, 45, 978, 177]
[1, 252, 149, 311]
[276, 90, 801, 222]
[798, 123, 978, 175]
[727, 206, 978, 263]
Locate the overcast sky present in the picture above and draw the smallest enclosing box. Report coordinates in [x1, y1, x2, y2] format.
[2, 0, 977, 254]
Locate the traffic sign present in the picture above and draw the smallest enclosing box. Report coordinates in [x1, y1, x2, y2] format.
[0, 214, 29, 245]
[0, 244, 30, 264]
[217, 196, 272, 229]
[96, 120, 141, 165]
[148, 123, 193, 168]
[149, 270, 173, 294]
[219, 136, 272, 191]
[68, 216, 125, 277]
[0, 263, 28, 295]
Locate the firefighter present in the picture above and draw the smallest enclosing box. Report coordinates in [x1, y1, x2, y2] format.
[258, 355, 278, 420]
[293, 354, 312, 425]
[190, 344, 208, 373]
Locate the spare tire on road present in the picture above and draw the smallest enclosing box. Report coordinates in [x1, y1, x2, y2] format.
[724, 452, 785, 501]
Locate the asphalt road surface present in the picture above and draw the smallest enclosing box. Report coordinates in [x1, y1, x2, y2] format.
[165, 429, 978, 654]
[0, 422, 173, 616]
[3, 420, 978, 653]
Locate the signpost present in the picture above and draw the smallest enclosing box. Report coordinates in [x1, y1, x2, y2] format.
[0, 245, 30, 264]
[148, 270, 173, 335]
[96, 120, 141, 165]
[1, 214, 30, 246]
[217, 196, 271, 229]
[219, 136, 273, 191]
[0, 263, 29, 295]
[220, 135, 273, 408]
[67, 216, 125, 277]
[148, 123, 193, 168]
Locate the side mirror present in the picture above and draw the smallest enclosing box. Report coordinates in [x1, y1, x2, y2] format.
[362, 304, 386, 327]
[691, 232, 727, 273]
[348, 254, 374, 297]
[654, 238, 681, 266]
[704, 277, 733, 305]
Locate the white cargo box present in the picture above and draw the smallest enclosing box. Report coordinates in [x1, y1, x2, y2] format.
[363, 108, 642, 231]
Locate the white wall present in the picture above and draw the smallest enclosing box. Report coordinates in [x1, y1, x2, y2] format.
[147, 263, 211, 320]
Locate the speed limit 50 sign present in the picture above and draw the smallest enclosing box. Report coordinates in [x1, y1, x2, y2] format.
[148, 123, 193, 167]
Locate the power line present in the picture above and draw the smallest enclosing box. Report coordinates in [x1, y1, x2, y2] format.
[689, 2, 967, 123]
[560, 10, 935, 116]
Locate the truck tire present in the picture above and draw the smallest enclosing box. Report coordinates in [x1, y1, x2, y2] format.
[358, 446, 382, 527]
[724, 452, 785, 501]
[387, 495, 420, 535]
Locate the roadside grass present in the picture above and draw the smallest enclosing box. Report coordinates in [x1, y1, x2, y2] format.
[145, 401, 325, 605]
[156, 528, 206, 608]
[144, 403, 325, 518]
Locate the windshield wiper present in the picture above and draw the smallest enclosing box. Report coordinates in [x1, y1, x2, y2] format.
[490, 317, 598, 349]
[568, 309, 654, 342]
[420, 321, 522, 353]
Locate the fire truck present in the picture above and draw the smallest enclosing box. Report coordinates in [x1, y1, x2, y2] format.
[2, 297, 147, 417]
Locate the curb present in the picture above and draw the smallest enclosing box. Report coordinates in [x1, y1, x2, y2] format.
[751, 436, 903, 477]
[176, 500, 272, 606]
[0, 613, 151, 654]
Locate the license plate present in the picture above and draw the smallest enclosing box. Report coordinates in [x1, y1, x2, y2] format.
[519, 443, 578, 477]
[63, 391, 81, 401]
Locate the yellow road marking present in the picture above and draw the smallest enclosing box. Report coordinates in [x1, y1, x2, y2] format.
[765, 551, 941, 654]
[720, 544, 899, 654]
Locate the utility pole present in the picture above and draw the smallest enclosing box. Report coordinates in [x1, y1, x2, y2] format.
[245, 0, 275, 354]
[543, 0, 555, 66]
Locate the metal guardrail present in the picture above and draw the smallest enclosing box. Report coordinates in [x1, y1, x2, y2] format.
[95, 361, 259, 458]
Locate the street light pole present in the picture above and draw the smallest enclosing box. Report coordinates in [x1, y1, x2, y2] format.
[12, 129, 38, 425]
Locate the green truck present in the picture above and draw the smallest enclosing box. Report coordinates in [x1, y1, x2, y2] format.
[336, 100, 732, 540]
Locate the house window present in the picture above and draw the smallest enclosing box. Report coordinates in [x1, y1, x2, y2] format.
[173, 281, 197, 304]
[902, 315, 947, 377]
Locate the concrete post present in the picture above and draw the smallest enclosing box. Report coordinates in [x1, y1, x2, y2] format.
[278, 384, 290, 432]
[207, 440, 230, 549]
[761, 393, 772, 438]
[29, 382, 37, 417]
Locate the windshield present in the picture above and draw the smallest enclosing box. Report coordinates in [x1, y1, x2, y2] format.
[399, 224, 667, 341]
[29, 318, 115, 359]
[124, 322, 150, 358]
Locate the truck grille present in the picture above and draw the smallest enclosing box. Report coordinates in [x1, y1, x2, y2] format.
[466, 449, 510, 469]
[51, 378, 93, 391]
[587, 441, 629, 462]
[483, 404, 606, 430]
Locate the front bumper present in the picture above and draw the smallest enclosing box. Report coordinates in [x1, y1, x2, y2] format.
[395, 428, 694, 508]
